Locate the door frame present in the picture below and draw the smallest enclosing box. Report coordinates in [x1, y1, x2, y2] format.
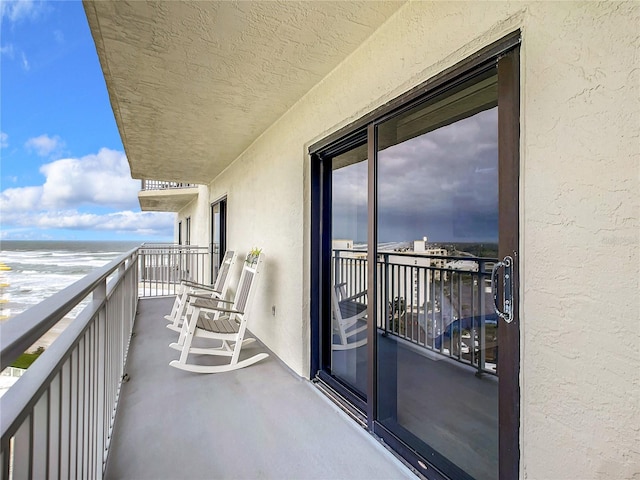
[310, 32, 521, 479]
[496, 46, 520, 480]
[310, 131, 369, 414]
[210, 197, 227, 283]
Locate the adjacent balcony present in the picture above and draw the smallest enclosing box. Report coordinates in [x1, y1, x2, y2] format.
[138, 180, 199, 212]
[0, 245, 499, 479]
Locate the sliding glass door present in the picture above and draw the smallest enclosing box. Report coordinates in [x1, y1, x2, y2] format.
[329, 142, 369, 399]
[313, 135, 370, 408]
[376, 71, 499, 480]
[311, 39, 520, 480]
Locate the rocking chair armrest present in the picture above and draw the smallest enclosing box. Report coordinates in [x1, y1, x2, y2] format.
[187, 293, 233, 304]
[181, 280, 220, 293]
[343, 290, 367, 302]
[192, 301, 241, 315]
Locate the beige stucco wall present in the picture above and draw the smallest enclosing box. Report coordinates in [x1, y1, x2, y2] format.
[174, 186, 207, 230]
[176, 2, 639, 478]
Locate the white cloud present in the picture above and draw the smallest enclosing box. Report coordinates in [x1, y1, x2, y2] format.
[2, 148, 141, 211]
[0, 147, 175, 238]
[20, 51, 29, 70]
[0, 185, 42, 211]
[41, 148, 141, 209]
[0, 44, 14, 59]
[0, 132, 8, 148]
[1, 210, 175, 237]
[24, 134, 63, 157]
[1, 0, 43, 23]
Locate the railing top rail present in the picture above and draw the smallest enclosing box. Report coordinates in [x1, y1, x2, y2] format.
[0, 247, 139, 370]
[139, 243, 208, 251]
[140, 180, 198, 191]
[332, 248, 498, 263]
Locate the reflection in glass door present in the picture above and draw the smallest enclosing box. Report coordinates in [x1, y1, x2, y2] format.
[328, 142, 369, 399]
[376, 71, 499, 480]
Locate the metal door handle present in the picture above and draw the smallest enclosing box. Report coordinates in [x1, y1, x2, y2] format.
[491, 256, 513, 323]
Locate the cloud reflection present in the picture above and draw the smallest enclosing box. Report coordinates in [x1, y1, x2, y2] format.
[332, 107, 498, 244]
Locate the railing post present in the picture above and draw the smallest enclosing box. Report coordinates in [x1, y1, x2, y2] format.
[477, 260, 487, 376]
[383, 253, 390, 333]
[93, 279, 107, 303]
[95, 302, 106, 480]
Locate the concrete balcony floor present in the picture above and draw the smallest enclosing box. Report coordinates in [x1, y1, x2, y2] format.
[105, 298, 415, 480]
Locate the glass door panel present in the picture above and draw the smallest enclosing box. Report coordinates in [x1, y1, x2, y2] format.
[329, 143, 368, 398]
[376, 71, 499, 480]
[210, 199, 226, 283]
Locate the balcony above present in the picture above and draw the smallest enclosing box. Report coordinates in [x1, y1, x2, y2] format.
[138, 180, 199, 212]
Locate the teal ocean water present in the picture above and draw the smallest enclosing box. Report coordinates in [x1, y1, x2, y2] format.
[0, 240, 140, 320]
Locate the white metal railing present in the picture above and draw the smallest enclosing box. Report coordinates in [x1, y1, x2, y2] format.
[140, 180, 196, 191]
[333, 249, 498, 375]
[0, 249, 139, 480]
[138, 244, 209, 297]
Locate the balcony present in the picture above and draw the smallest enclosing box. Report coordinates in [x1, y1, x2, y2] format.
[103, 297, 413, 479]
[0, 246, 415, 479]
[138, 180, 199, 212]
[0, 245, 501, 479]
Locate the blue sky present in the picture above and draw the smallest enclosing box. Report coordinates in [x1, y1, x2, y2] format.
[1, 0, 173, 241]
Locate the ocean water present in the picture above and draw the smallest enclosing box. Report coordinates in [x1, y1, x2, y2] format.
[0, 240, 141, 321]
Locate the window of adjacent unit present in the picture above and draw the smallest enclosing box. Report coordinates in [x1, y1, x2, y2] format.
[185, 217, 191, 245]
[310, 34, 520, 480]
[178, 221, 183, 245]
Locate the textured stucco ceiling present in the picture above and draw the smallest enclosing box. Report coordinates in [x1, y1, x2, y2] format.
[84, 1, 404, 184]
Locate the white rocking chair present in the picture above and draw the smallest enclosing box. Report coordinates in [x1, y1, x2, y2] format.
[165, 250, 237, 333]
[169, 253, 267, 373]
[332, 282, 368, 350]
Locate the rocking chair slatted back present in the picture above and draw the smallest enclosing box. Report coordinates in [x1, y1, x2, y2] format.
[235, 271, 254, 314]
[212, 250, 235, 292]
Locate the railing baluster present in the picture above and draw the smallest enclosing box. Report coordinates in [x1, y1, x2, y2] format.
[70, 349, 78, 480]
[478, 261, 487, 376]
[430, 265, 436, 350]
[48, 373, 61, 480]
[96, 309, 105, 480]
[457, 272, 462, 361]
[12, 414, 32, 479]
[60, 359, 70, 480]
[32, 391, 48, 479]
[448, 269, 453, 357]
